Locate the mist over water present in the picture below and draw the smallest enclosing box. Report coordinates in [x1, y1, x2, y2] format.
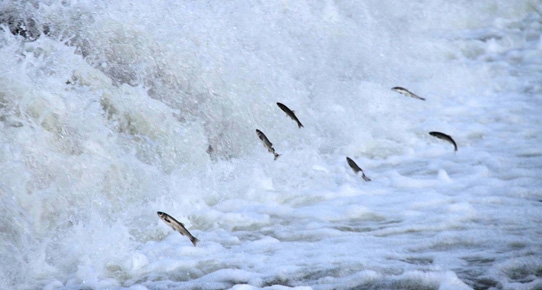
[1, 1, 541, 289]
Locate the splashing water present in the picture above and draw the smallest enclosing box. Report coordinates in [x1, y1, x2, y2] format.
[1, 1, 541, 289]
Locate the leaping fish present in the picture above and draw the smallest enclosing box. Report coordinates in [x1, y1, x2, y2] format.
[256, 129, 280, 160]
[276, 102, 304, 128]
[157, 211, 199, 246]
[346, 157, 371, 182]
[429, 131, 457, 152]
[391, 87, 426, 101]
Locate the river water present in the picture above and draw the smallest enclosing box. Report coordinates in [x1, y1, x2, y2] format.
[1, 1, 541, 289]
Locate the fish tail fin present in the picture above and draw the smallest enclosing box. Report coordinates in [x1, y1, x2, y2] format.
[298, 123, 304, 128]
[191, 237, 199, 247]
[362, 173, 372, 182]
[274, 153, 280, 160]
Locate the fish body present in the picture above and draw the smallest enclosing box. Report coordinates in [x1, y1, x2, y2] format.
[429, 131, 457, 151]
[256, 129, 280, 160]
[346, 157, 371, 181]
[157, 211, 199, 246]
[277, 102, 304, 128]
[391, 87, 426, 101]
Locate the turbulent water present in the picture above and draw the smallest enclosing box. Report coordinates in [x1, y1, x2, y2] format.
[1, 1, 541, 289]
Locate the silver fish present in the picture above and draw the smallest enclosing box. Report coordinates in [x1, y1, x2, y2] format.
[391, 87, 426, 101]
[346, 157, 371, 182]
[277, 102, 304, 128]
[157, 211, 199, 246]
[429, 131, 457, 151]
[256, 129, 280, 160]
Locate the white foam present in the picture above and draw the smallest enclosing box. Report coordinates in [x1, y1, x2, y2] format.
[0, 1, 541, 289]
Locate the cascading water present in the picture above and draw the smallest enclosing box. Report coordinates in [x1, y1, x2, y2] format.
[1, 1, 541, 289]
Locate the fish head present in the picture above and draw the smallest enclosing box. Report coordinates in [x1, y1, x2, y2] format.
[391, 87, 408, 95]
[346, 157, 356, 167]
[157, 211, 171, 223]
[255, 129, 264, 139]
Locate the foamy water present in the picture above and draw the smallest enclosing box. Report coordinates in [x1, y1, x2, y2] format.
[1, 1, 541, 289]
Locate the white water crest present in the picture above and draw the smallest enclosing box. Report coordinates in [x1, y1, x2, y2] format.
[1, 1, 541, 289]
